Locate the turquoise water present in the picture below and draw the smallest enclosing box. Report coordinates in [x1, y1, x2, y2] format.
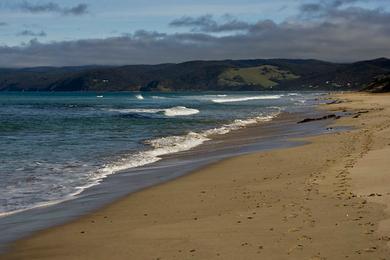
[0, 91, 322, 216]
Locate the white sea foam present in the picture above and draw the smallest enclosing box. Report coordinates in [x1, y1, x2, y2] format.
[151, 96, 167, 99]
[108, 106, 199, 117]
[0, 110, 280, 219]
[211, 95, 282, 103]
[0, 196, 76, 218]
[109, 108, 161, 114]
[164, 106, 200, 116]
[96, 112, 279, 179]
[135, 94, 144, 100]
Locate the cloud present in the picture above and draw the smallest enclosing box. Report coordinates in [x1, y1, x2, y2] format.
[17, 30, 47, 37]
[0, 22, 8, 26]
[19, 1, 88, 16]
[0, 1, 389, 67]
[300, 0, 361, 17]
[169, 14, 251, 32]
[300, 3, 322, 13]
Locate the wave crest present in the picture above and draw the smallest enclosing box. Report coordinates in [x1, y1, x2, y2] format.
[164, 106, 199, 116]
[97, 111, 280, 179]
[212, 95, 282, 103]
[135, 94, 144, 100]
[108, 106, 199, 117]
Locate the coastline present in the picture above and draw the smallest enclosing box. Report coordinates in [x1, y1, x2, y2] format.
[0, 102, 333, 252]
[2, 92, 390, 259]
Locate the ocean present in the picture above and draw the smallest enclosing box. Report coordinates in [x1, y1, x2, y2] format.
[0, 91, 323, 217]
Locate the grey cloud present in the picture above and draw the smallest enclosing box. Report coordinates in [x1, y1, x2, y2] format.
[1, 2, 389, 67]
[300, 0, 361, 16]
[19, 1, 88, 16]
[0, 22, 8, 26]
[17, 30, 46, 37]
[331, 0, 360, 8]
[170, 15, 251, 32]
[300, 3, 322, 13]
[299, 0, 390, 27]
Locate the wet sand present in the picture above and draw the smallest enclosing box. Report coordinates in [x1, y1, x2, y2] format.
[2, 92, 390, 259]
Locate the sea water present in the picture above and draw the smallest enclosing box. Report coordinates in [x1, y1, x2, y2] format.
[0, 91, 323, 216]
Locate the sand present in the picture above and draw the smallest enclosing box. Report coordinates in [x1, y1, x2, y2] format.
[2, 92, 390, 259]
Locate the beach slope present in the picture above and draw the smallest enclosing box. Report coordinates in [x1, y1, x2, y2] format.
[2, 93, 390, 259]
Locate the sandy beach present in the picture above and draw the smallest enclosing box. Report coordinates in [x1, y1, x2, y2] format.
[2, 92, 390, 259]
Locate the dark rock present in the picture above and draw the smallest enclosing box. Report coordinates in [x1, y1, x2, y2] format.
[327, 100, 343, 105]
[297, 114, 339, 124]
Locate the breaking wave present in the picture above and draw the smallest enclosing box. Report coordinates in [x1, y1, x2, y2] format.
[211, 95, 282, 103]
[108, 106, 200, 117]
[135, 94, 144, 100]
[96, 112, 280, 179]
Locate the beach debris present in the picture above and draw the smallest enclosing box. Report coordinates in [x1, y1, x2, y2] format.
[297, 114, 340, 124]
[357, 110, 370, 114]
[326, 100, 344, 105]
[353, 110, 370, 118]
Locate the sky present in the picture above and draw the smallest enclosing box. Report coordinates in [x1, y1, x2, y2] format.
[0, 0, 389, 67]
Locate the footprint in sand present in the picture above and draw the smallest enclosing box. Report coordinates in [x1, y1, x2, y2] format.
[287, 244, 304, 254]
[288, 227, 302, 233]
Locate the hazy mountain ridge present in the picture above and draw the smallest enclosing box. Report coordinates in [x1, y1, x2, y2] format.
[0, 58, 389, 91]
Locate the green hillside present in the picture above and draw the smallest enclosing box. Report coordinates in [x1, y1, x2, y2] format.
[362, 74, 390, 93]
[0, 58, 389, 91]
[218, 65, 300, 88]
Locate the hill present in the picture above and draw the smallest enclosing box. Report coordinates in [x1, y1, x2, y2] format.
[0, 58, 389, 91]
[361, 74, 390, 93]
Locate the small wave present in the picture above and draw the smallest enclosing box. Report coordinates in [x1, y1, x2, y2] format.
[108, 106, 199, 117]
[96, 95, 104, 98]
[151, 96, 167, 99]
[109, 108, 161, 114]
[212, 95, 282, 103]
[135, 94, 144, 100]
[0, 197, 72, 218]
[0, 110, 280, 218]
[97, 111, 279, 179]
[164, 106, 199, 116]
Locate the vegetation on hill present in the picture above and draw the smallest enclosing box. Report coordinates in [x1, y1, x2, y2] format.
[218, 65, 299, 89]
[362, 74, 390, 93]
[0, 58, 389, 92]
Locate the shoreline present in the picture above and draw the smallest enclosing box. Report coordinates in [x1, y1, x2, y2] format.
[0, 92, 318, 221]
[3, 92, 390, 259]
[0, 99, 333, 252]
